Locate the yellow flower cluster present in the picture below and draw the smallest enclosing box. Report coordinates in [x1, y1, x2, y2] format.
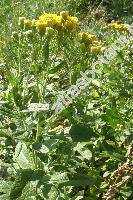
[18, 11, 78, 37]
[38, 11, 78, 33]
[78, 32, 105, 54]
[18, 11, 104, 55]
[78, 32, 96, 44]
[90, 46, 105, 54]
[63, 16, 78, 31]
[103, 23, 128, 32]
[38, 13, 61, 30]
[48, 125, 64, 133]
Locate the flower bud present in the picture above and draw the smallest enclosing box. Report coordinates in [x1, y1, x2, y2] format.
[18, 17, 26, 26]
[45, 27, 54, 37]
[100, 47, 106, 54]
[91, 46, 101, 54]
[79, 43, 86, 51]
[23, 30, 33, 38]
[60, 11, 69, 20]
[18, 32, 22, 38]
[11, 31, 18, 39]
[92, 91, 99, 98]
[32, 19, 37, 27]
[24, 19, 32, 30]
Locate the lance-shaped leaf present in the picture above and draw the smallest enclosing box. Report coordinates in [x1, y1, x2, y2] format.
[13, 142, 33, 169]
[10, 169, 33, 200]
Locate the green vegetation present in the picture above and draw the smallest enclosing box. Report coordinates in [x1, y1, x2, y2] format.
[0, 0, 133, 199]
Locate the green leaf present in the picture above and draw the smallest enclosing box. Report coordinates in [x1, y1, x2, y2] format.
[13, 142, 33, 169]
[0, 180, 11, 195]
[48, 186, 59, 200]
[74, 142, 92, 160]
[10, 169, 33, 200]
[12, 84, 23, 108]
[60, 174, 95, 187]
[69, 125, 96, 142]
[30, 170, 44, 181]
[120, 187, 132, 198]
[32, 139, 58, 153]
[50, 60, 67, 74]
[105, 107, 122, 128]
[0, 129, 12, 138]
[79, 149, 92, 160]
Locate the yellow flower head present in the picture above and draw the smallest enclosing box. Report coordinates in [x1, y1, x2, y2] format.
[103, 22, 128, 32]
[92, 40, 101, 46]
[39, 13, 57, 27]
[87, 34, 96, 40]
[64, 16, 78, 31]
[78, 32, 96, 43]
[48, 125, 64, 133]
[100, 47, 106, 53]
[112, 23, 128, 31]
[78, 32, 88, 41]
[52, 16, 62, 28]
[91, 45, 105, 54]
[35, 20, 46, 34]
[39, 13, 57, 21]
[39, 13, 63, 29]
[91, 46, 100, 53]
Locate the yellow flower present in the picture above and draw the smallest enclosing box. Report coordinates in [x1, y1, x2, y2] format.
[113, 23, 128, 31]
[100, 47, 106, 53]
[91, 46, 104, 54]
[91, 46, 99, 52]
[39, 13, 63, 29]
[92, 40, 101, 46]
[92, 91, 99, 98]
[52, 16, 62, 28]
[39, 13, 57, 22]
[64, 16, 78, 31]
[87, 34, 96, 41]
[103, 23, 128, 31]
[78, 32, 96, 43]
[35, 20, 46, 34]
[37, 12, 79, 33]
[78, 32, 88, 41]
[39, 13, 58, 27]
[48, 125, 64, 133]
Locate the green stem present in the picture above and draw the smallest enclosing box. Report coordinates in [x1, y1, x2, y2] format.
[18, 35, 21, 76]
